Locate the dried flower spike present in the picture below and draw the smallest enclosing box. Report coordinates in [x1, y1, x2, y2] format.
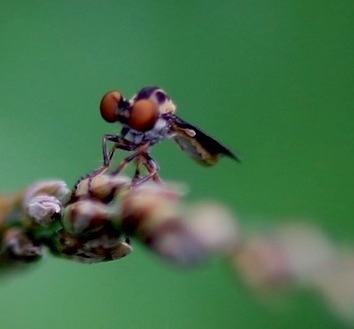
[120, 181, 240, 266]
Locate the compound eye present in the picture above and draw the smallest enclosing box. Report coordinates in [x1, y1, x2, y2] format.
[100, 90, 123, 123]
[129, 99, 159, 131]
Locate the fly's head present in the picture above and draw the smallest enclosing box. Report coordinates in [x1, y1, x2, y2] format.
[100, 90, 130, 125]
[100, 87, 177, 143]
[100, 89, 159, 132]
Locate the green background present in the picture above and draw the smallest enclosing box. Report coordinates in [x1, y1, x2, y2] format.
[1, 1, 354, 328]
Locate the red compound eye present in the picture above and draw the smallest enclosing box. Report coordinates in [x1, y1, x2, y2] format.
[100, 90, 123, 123]
[129, 99, 159, 131]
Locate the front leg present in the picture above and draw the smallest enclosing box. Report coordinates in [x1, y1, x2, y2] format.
[102, 134, 134, 166]
[133, 156, 143, 181]
[110, 142, 151, 177]
[131, 153, 163, 186]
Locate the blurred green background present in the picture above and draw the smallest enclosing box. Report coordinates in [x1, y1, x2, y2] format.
[1, 0, 354, 328]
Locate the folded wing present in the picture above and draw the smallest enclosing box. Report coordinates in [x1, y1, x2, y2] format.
[171, 116, 242, 166]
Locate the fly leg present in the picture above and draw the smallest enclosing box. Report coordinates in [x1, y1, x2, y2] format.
[70, 134, 134, 203]
[131, 153, 163, 186]
[110, 142, 151, 177]
[132, 156, 143, 181]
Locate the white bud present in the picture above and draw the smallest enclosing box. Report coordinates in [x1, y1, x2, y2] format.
[186, 202, 239, 254]
[26, 195, 62, 226]
[23, 179, 71, 206]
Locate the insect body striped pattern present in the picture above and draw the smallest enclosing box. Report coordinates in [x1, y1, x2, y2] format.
[73, 86, 241, 194]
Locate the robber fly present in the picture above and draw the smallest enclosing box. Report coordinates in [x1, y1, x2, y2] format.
[74, 86, 241, 192]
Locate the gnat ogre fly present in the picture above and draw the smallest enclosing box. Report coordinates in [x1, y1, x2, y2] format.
[74, 86, 241, 192]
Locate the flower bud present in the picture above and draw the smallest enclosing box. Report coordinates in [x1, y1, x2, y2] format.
[48, 230, 132, 263]
[315, 251, 354, 325]
[24, 195, 62, 228]
[62, 199, 121, 235]
[232, 222, 336, 289]
[23, 179, 70, 205]
[185, 202, 239, 254]
[1, 227, 43, 262]
[21, 180, 70, 230]
[73, 174, 130, 203]
[121, 183, 207, 266]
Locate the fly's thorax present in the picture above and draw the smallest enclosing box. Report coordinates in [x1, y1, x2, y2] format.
[130, 87, 177, 115]
[156, 96, 176, 115]
[128, 116, 172, 145]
